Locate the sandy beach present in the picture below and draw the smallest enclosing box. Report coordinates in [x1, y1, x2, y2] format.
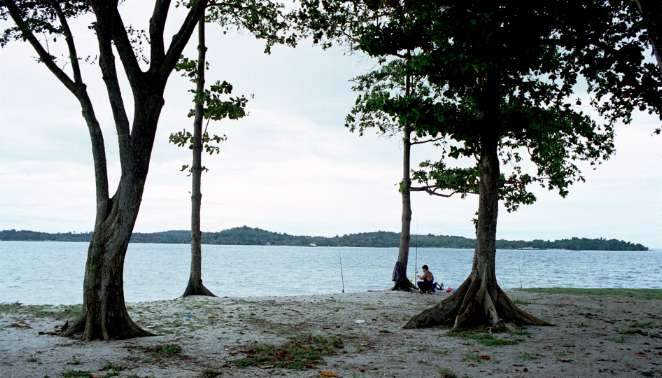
[1, 289, 661, 377]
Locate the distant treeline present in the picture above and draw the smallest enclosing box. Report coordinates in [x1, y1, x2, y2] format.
[0, 226, 649, 251]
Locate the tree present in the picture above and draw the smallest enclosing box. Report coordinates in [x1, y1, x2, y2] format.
[296, 1, 434, 291]
[347, 57, 449, 290]
[0, 0, 208, 340]
[298, 0, 661, 329]
[169, 0, 292, 297]
[399, 0, 662, 329]
[1, 0, 293, 339]
[169, 18, 248, 297]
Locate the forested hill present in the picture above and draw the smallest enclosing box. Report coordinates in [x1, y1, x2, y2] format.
[0, 226, 649, 251]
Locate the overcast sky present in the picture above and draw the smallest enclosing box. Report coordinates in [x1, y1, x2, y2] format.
[0, 4, 660, 248]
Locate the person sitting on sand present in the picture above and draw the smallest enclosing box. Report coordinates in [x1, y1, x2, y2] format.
[416, 265, 434, 293]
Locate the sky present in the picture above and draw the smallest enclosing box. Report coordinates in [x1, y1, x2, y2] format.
[0, 4, 661, 248]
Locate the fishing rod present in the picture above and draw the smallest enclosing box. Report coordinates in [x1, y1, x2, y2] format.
[339, 249, 345, 293]
[414, 232, 419, 285]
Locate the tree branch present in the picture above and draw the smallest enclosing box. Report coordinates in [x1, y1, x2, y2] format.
[49, 0, 82, 85]
[158, 0, 208, 81]
[411, 136, 444, 145]
[4, 0, 78, 94]
[91, 1, 134, 174]
[6, 0, 110, 206]
[149, 0, 171, 67]
[410, 186, 458, 198]
[110, 7, 144, 90]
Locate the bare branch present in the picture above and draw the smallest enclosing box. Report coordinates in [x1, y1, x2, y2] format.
[411, 136, 445, 145]
[48, 0, 83, 85]
[158, 0, 208, 81]
[110, 7, 144, 89]
[6, 1, 110, 204]
[4, 0, 78, 94]
[411, 186, 457, 198]
[149, 0, 171, 66]
[91, 1, 134, 173]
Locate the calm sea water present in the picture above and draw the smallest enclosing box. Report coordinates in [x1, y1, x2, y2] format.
[0, 241, 660, 305]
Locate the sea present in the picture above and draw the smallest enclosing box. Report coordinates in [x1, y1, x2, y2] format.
[0, 241, 660, 305]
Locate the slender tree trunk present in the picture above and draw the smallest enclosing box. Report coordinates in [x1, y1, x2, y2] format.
[183, 18, 215, 297]
[392, 122, 414, 290]
[405, 87, 548, 328]
[392, 70, 415, 291]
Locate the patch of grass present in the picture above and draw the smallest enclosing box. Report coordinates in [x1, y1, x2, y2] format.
[61, 371, 92, 378]
[618, 320, 657, 335]
[513, 299, 531, 305]
[439, 367, 458, 378]
[518, 351, 540, 361]
[133, 343, 183, 359]
[101, 361, 123, 377]
[232, 334, 344, 370]
[447, 329, 522, 347]
[435, 347, 450, 356]
[609, 335, 626, 343]
[200, 369, 222, 378]
[519, 288, 662, 300]
[0, 302, 82, 320]
[462, 351, 482, 363]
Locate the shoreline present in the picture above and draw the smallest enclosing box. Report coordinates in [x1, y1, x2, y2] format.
[0, 239, 656, 252]
[1, 289, 661, 377]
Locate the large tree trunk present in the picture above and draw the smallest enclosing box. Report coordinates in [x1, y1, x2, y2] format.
[404, 131, 548, 329]
[5, 0, 208, 341]
[183, 17, 215, 297]
[64, 178, 153, 340]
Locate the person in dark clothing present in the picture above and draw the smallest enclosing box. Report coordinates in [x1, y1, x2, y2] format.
[416, 265, 435, 293]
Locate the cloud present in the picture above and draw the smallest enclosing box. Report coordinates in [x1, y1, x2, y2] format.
[0, 10, 660, 248]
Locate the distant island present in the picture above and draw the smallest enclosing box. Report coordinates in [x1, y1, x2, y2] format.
[0, 226, 649, 251]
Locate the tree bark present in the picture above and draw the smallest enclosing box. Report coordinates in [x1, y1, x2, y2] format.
[392, 70, 414, 291]
[183, 17, 215, 297]
[64, 177, 154, 340]
[392, 122, 414, 290]
[405, 82, 548, 328]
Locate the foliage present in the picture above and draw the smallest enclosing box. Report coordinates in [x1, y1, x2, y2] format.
[178, 0, 296, 53]
[169, 56, 248, 173]
[296, 0, 662, 213]
[0, 1, 90, 47]
[0, 228, 649, 251]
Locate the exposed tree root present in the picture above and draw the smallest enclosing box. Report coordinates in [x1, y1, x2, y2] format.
[60, 311, 153, 341]
[404, 275, 550, 329]
[392, 278, 414, 292]
[182, 280, 216, 297]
